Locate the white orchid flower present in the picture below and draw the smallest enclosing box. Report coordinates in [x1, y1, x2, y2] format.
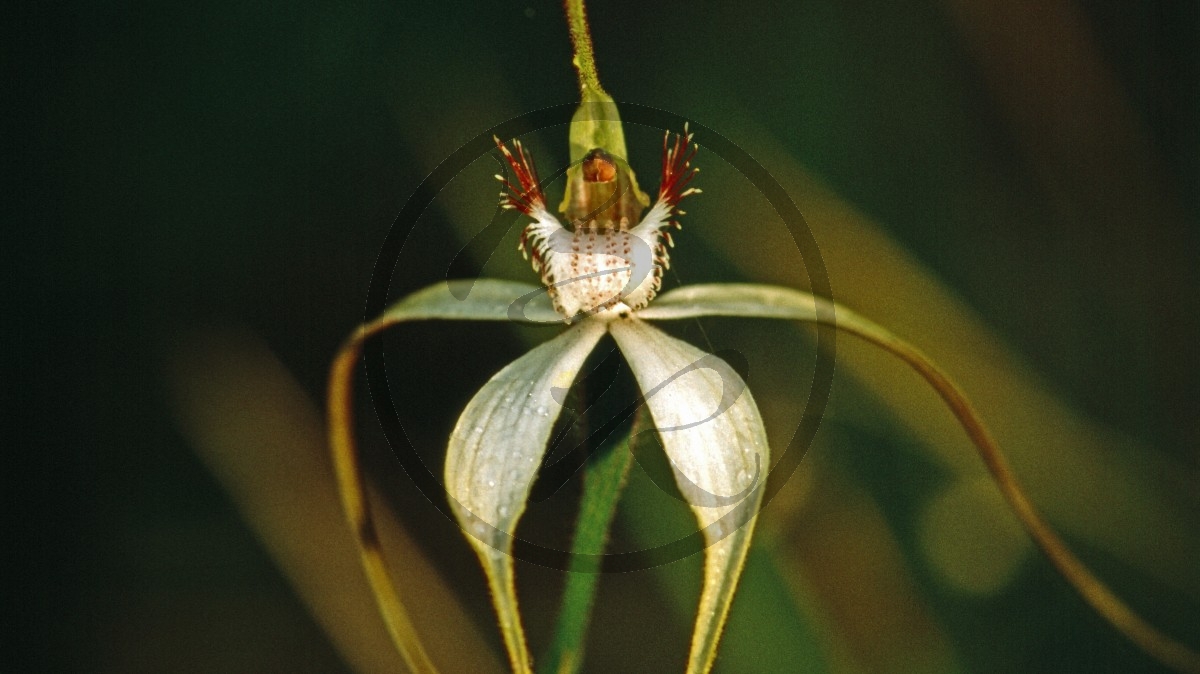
[324, 3, 1200, 674]
[371, 114, 778, 674]
[324, 63, 835, 664]
[449, 124, 771, 674]
[327, 118, 1200, 674]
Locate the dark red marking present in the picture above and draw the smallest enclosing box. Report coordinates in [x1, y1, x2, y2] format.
[495, 136, 545, 215]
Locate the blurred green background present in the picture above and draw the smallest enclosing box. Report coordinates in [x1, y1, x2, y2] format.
[8, 0, 1199, 672]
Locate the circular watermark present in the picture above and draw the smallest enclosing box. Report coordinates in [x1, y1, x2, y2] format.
[362, 102, 835, 572]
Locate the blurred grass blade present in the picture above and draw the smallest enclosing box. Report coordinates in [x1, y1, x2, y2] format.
[758, 465, 962, 674]
[641, 282, 1200, 674]
[168, 328, 502, 674]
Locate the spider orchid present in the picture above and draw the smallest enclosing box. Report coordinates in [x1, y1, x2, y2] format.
[353, 114, 781, 674]
[326, 3, 1200, 674]
[325, 108, 771, 671]
[449, 124, 774, 674]
[327, 130, 1200, 674]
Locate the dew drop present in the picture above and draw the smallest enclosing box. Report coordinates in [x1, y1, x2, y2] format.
[536, 405, 548, 416]
[499, 506, 509, 517]
[488, 479, 496, 487]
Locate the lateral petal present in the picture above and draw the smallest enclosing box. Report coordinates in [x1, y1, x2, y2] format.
[444, 319, 607, 673]
[636, 282, 829, 323]
[609, 318, 768, 674]
[378, 278, 560, 325]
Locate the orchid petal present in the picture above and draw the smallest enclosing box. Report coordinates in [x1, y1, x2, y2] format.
[636, 283, 831, 323]
[444, 320, 607, 674]
[609, 318, 768, 674]
[379, 278, 559, 325]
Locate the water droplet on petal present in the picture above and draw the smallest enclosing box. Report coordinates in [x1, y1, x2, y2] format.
[536, 405, 548, 416]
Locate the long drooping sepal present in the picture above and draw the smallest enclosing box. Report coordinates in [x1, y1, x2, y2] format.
[380, 279, 558, 324]
[327, 279, 567, 674]
[609, 318, 769, 674]
[445, 320, 607, 674]
[638, 282, 1200, 674]
[636, 283, 824, 323]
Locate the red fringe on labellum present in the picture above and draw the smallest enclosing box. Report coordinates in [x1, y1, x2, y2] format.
[658, 124, 700, 209]
[494, 136, 545, 215]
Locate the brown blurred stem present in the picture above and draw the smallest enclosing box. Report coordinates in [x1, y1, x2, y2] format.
[328, 320, 440, 674]
[822, 309, 1200, 674]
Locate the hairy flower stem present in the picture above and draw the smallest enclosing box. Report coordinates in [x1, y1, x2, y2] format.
[565, 0, 605, 98]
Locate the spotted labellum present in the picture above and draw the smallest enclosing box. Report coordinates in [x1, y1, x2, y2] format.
[501, 129, 696, 320]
